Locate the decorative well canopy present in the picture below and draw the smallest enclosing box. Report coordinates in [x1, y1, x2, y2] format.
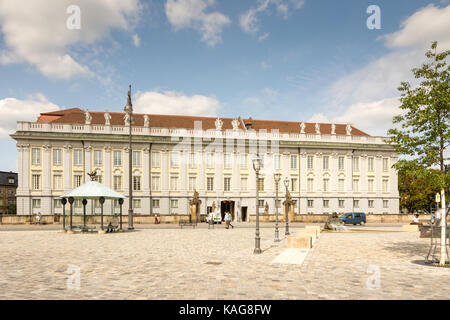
[61, 181, 125, 199]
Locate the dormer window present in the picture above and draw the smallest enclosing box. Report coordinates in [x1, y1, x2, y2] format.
[8, 178, 14, 184]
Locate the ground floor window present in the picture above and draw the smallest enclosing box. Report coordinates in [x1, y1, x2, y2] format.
[307, 199, 314, 208]
[171, 199, 178, 208]
[32, 199, 41, 208]
[353, 200, 359, 208]
[339, 199, 345, 208]
[54, 199, 61, 208]
[152, 199, 160, 208]
[383, 200, 389, 208]
[133, 199, 141, 208]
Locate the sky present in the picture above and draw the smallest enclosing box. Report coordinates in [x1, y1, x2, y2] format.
[0, 0, 449, 171]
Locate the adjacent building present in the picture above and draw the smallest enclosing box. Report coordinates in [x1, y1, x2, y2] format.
[11, 108, 399, 220]
[0, 171, 18, 214]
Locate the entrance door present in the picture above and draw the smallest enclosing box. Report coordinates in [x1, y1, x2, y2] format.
[241, 207, 248, 222]
[220, 201, 235, 221]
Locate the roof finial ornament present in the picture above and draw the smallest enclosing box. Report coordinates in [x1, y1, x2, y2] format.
[331, 123, 336, 135]
[104, 111, 111, 126]
[215, 118, 223, 131]
[300, 122, 306, 134]
[346, 124, 352, 135]
[315, 123, 320, 134]
[84, 109, 92, 125]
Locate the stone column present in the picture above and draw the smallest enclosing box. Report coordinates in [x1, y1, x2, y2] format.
[232, 151, 239, 195]
[143, 147, 150, 192]
[180, 150, 187, 195]
[63, 144, 72, 192]
[84, 145, 92, 183]
[216, 150, 223, 197]
[104, 146, 112, 188]
[198, 151, 205, 192]
[124, 147, 130, 197]
[42, 145, 51, 195]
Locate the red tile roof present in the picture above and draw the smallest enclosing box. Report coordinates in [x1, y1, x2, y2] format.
[36, 108, 370, 136]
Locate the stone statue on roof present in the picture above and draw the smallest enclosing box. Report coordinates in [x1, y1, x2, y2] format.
[215, 118, 223, 131]
[300, 122, 306, 134]
[104, 112, 111, 126]
[85, 110, 92, 125]
[346, 124, 352, 135]
[315, 123, 320, 134]
[124, 113, 130, 126]
[331, 123, 336, 135]
[232, 118, 240, 130]
[144, 114, 149, 127]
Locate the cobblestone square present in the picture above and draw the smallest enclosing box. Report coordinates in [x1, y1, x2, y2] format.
[0, 224, 449, 299]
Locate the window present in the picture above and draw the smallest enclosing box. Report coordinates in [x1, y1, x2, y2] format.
[353, 200, 360, 208]
[73, 175, 82, 188]
[353, 157, 359, 171]
[95, 175, 103, 184]
[323, 200, 329, 208]
[113, 176, 122, 191]
[32, 199, 41, 208]
[189, 153, 196, 169]
[383, 179, 389, 193]
[241, 177, 248, 191]
[114, 200, 120, 208]
[274, 154, 280, 170]
[368, 157, 374, 172]
[339, 199, 345, 208]
[323, 156, 329, 170]
[383, 200, 389, 208]
[73, 149, 83, 166]
[113, 151, 122, 166]
[258, 200, 265, 207]
[152, 199, 160, 208]
[189, 176, 197, 191]
[291, 178, 297, 192]
[53, 175, 63, 190]
[307, 200, 314, 208]
[171, 199, 178, 208]
[368, 179, 374, 193]
[8, 178, 14, 184]
[53, 148, 62, 165]
[8, 189, 14, 196]
[383, 158, 389, 172]
[290, 155, 298, 169]
[307, 155, 314, 170]
[207, 177, 214, 191]
[323, 178, 329, 192]
[206, 153, 214, 168]
[170, 152, 179, 168]
[151, 152, 160, 168]
[54, 199, 62, 209]
[240, 154, 248, 169]
[170, 176, 178, 191]
[133, 176, 141, 191]
[132, 151, 141, 167]
[368, 200, 374, 208]
[224, 153, 232, 169]
[133, 199, 141, 208]
[73, 199, 81, 208]
[353, 179, 359, 192]
[0, 199, 3, 206]
[151, 176, 160, 191]
[338, 156, 345, 171]
[94, 199, 100, 208]
[224, 177, 231, 192]
[32, 148, 41, 165]
[338, 179, 345, 192]
[257, 178, 264, 192]
[32, 174, 41, 190]
[307, 178, 314, 193]
[94, 150, 103, 166]
[275, 200, 281, 208]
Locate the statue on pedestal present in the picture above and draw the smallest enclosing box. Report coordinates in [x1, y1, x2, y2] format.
[144, 114, 149, 127]
[85, 110, 92, 125]
[300, 122, 306, 134]
[104, 112, 111, 126]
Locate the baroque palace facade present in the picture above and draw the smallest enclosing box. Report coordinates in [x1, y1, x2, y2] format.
[11, 108, 399, 220]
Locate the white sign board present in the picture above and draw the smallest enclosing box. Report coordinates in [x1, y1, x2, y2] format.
[436, 193, 441, 203]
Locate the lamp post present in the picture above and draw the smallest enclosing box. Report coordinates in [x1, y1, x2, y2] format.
[252, 155, 262, 254]
[274, 173, 281, 242]
[284, 177, 290, 236]
[124, 85, 134, 230]
[61, 197, 67, 231]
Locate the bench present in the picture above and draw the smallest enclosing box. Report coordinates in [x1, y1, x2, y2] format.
[179, 220, 197, 229]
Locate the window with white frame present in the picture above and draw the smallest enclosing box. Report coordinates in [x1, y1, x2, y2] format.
[207, 177, 214, 191]
[307, 155, 314, 170]
[32, 174, 41, 190]
[307, 199, 314, 208]
[74, 199, 82, 208]
[368, 157, 374, 172]
[338, 178, 345, 192]
[258, 200, 264, 207]
[307, 178, 314, 192]
[132, 151, 141, 167]
[382, 179, 389, 193]
[95, 175, 103, 184]
[338, 156, 345, 171]
[368, 200, 374, 208]
[353, 179, 359, 192]
[170, 176, 178, 191]
[151, 176, 160, 191]
[224, 177, 231, 191]
[290, 155, 298, 169]
[323, 199, 329, 208]
[383, 199, 389, 208]
[32, 199, 41, 208]
[53, 174, 63, 190]
[170, 199, 178, 208]
[73, 149, 83, 166]
[54, 199, 62, 208]
[133, 199, 141, 208]
[274, 154, 280, 170]
[353, 200, 360, 208]
[113, 151, 122, 166]
[73, 175, 82, 188]
[383, 158, 389, 172]
[151, 152, 160, 168]
[323, 178, 330, 192]
[53, 149, 62, 165]
[257, 178, 264, 192]
[291, 178, 297, 192]
[170, 152, 179, 168]
[189, 176, 197, 191]
[152, 199, 160, 208]
[368, 179, 374, 193]
[113, 176, 122, 191]
[352, 156, 359, 171]
[133, 176, 141, 191]
[339, 199, 345, 208]
[241, 177, 248, 191]
[323, 156, 329, 170]
[32, 148, 41, 165]
[94, 150, 103, 166]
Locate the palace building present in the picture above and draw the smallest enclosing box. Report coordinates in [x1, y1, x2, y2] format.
[11, 108, 399, 220]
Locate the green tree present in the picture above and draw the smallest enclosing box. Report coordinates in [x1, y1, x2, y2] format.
[388, 41, 449, 264]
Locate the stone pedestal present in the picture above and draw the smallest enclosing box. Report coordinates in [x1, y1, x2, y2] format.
[297, 229, 318, 239]
[402, 224, 420, 232]
[286, 235, 312, 249]
[190, 204, 199, 223]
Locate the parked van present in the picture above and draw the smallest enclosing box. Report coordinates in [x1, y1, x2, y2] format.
[207, 211, 222, 224]
[341, 212, 366, 225]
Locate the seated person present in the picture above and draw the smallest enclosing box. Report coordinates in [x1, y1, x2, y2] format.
[106, 222, 114, 233]
[410, 214, 422, 225]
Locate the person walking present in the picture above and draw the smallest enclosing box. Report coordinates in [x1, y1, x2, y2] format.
[225, 211, 234, 229]
[36, 212, 41, 225]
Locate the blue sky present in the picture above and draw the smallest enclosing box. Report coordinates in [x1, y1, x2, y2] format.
[0, 0, 449, 171]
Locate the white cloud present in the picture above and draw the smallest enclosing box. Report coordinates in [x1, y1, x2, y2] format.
[0, 0, 141, 79]
[165, 0, 230, 47]
[308, 113, 330, 123]
[239, 0, 305, 36]
[134, 90, 220, 116]
[258, 32, 270, 41]
[321, 4, 450, 136]
[132, 34, 141, 48]
[0, 94, 61, 139]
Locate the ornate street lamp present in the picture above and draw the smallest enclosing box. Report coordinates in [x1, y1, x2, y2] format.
[252, 155, 263, 254]
[284, 177, 290, 236]
[274, 173, 281, 242]
[124, 85, 134, 230]
[61, 197, 67, 231]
